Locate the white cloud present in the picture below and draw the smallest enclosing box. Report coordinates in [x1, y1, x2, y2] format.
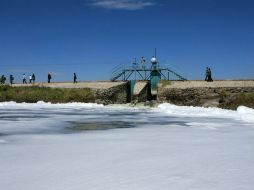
[89, 0, 156, 10]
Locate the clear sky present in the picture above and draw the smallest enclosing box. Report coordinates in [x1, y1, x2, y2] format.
[0, 0, 254, 82]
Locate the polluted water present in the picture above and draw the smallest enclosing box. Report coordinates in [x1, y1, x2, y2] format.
[1, 101, 254, 190]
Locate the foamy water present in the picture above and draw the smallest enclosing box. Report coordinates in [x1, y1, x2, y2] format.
[0, 102, 254, 190]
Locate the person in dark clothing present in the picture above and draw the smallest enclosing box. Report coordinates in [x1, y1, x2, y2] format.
[10, 75, 14, 85]
[207, 68, 213, 82]
[1, 75, 6, 84]
[48, 73, 52, 83]
[32, 74, 35, 83]
[23, 74, 27, 84]
[73, 73, 77, 83]
[205, 67, 209, 81]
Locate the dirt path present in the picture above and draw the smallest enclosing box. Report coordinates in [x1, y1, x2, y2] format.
[161, 80, 254, 89]
[12, 81, 127, 89]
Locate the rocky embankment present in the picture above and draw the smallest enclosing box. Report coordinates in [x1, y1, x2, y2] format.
[1, 81, 130, 104]
[158, 80, 254, 109]
[3, 80, 254, 109]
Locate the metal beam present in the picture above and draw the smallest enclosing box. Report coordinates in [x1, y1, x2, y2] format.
[110, 66, 187, 81]
[136, 70, 145, 80]
[158, 70, 168, 80]
[125, 71, 134, 80]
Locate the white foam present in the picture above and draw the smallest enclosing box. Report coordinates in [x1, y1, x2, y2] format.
[237, 106, 254, 123]
[0, 101, 104, 109]
[0, 139, 6, 143]
[157, 103, 254, 123]
[0, 101, 253, 124]
[1, 102, 254, 190]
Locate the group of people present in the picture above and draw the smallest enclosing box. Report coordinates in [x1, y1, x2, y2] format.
[132, 56, 158, 69]
[205, 67, 213, 82]
[1, 69, 214, 84]
[22, 74, 36, 84]
[1, 75, 14, 84]
[0, 73, 78, 85]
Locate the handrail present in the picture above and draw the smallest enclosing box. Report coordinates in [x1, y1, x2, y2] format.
[110, 62, 187, 81]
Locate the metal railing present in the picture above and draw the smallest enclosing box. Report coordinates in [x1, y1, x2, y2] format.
[110, 62, 187, 81]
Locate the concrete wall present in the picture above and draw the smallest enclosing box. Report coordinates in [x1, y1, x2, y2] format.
[132, 81, 151, 102]
[158, 80, 254, 109]
[93, 82, 130, 104]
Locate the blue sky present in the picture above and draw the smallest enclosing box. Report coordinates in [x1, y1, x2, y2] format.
[0, 0, 253, 82]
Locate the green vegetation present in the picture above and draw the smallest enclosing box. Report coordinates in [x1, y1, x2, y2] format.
[221, 93, 254, 110]
[219, 89, 228, 99]
[0, 85, 95, 103]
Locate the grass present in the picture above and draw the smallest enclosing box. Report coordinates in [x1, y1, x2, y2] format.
[0, 85, 95, 103]
[221, 93, 254, 110]
[218, 89, 228, 103]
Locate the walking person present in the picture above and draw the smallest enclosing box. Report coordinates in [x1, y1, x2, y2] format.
[22, 74, 27, 84]
[205, 67, 209, 81]
[48, 73, 52, 83]
[29, 75, 32, 83]
[10, 75, 14, 85]
[73, 73, 77, 83]
[207, 68, 213, 82]
[1, 75, 6, 84]
[32, 73, 35, 83]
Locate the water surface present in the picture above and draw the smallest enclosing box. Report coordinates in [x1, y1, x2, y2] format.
[0, 102, 254, 190]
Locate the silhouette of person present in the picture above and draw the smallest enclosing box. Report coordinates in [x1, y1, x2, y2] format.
[10, 75, 14, 85]
[48, 73, 52, 83]
[74, 73, 77, 83]
[205, 67, 209, 81]
[207, 68, 213, 82]
[1, 75, 6, 84]
[23, 74, 27, 84]
[32, 74, 35, 83]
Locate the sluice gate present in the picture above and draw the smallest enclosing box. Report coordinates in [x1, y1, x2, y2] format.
[110, 55, 187, 101]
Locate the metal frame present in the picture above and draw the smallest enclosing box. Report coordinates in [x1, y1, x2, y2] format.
[111, 66, 187, 81]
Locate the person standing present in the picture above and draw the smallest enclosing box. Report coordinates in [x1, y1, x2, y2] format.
[207, 68, 213, 82]
[29, 75, 32, 83]
[48, 73, 52, 83]
[1, 75, 6, 84]
[32, 73, 35, 83]
[22, 74, 27, 84]
[73, 73, 77, 83]
[10, 75, 14, 85]
[141, 56, 146, 69]
[205, 67, 209, 81]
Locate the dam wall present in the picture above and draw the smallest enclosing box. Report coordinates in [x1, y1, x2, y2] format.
[157, 80, 254, 109]
[3, 80, 254, 109]
[132, 81, 151, 103]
